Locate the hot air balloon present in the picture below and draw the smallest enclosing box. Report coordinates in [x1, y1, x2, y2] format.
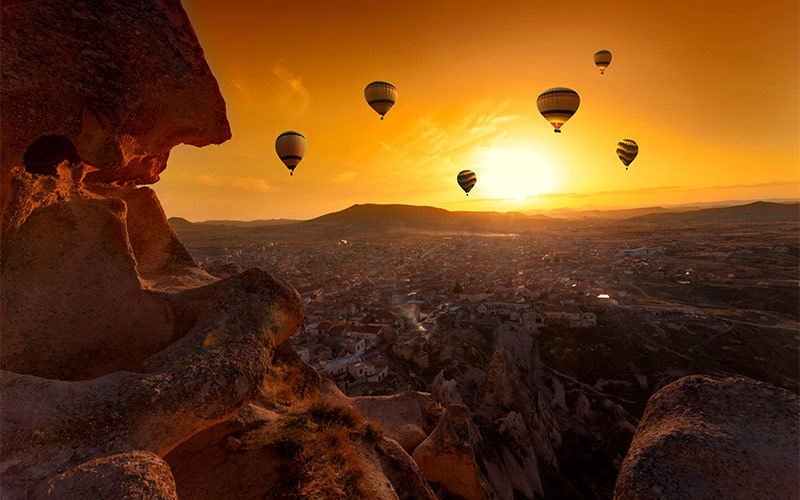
[537, 87, 580, 133]
[457, 170, 477, 196]
[275, 131, 306, 176]
[616, 139, 638, 170]
[364, 81, 397, 120]
[594, 50, 612, 74]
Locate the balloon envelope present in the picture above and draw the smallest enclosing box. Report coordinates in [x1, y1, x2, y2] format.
[457, 169, 477, 195]
[364, 81, 397, 119]
[594, 50, 612, 74]
[275, 131, 306, 175]
[616, 139, 638, 169]
[537, 87, 580, 133]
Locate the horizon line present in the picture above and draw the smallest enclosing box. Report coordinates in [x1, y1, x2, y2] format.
[169, 197, 800, 224]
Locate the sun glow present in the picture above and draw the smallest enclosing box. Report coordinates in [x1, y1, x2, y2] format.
[475, 146, 560, 202]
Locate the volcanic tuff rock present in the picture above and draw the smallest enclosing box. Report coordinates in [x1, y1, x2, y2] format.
[0, 0, 301, 497]
[614, 375, 800, 500]
[1, 2, 444, 498]
[352, 390, 444, 453]
[468, 350, 561, 499]
[30, 451, 179, 500]
[0, 0, 230, 182]
[432, 369, 465, 407]
[0, 0, 233, 380]
[412, 404, 492, 500]
[165, 345, 438, 500]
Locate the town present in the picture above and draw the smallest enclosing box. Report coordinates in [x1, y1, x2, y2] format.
[179, 220, 800, 398]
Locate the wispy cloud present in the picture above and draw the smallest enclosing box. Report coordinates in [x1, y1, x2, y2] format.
[375, 101, 519, 194]
[175, 172, 275, 193]
[272, 63, 311, 113]
[529, 180, 800, 200]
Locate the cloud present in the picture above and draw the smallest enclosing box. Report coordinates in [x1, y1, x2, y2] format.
[375, 101, 519, 193]
[331, 171, 358, 183]
[176, 172, 275, 193]
[529, 180, 800, 200]
[272, 63, 311, 113]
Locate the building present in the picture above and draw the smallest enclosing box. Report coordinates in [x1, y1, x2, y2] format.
[343, 338, 366, 355]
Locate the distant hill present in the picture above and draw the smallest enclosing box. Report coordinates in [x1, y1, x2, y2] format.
[167, 217, 297, 228]
[196, 219, 299, 227]
[170, 201, 800, 242]
[170, 204, 566, 242]
[297, 204, 560, 235]
[621, 201, 800, 225]
[543, 206, 683, 220]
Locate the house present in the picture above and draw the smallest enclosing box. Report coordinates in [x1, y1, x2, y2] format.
[366, 309, 403, 328]
[367, 364, 389, 383]
[306, 321, 332, 336]
[328, 323, 352, 336]
[321, 357, 350, 376]
[343, 338, 366, 356]
[349, 323, 393, 343]
[347, 361, 370, 379]
[541, 305, 582, 326]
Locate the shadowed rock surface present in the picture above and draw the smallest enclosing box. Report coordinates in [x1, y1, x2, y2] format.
[412, 404, 491, 500]
[614, 375, 799, 500]
[0, 1, 443, 499]
[30, 451, 179, 500]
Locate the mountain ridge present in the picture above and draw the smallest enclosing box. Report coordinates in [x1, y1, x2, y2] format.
[168, 200, 800, 240]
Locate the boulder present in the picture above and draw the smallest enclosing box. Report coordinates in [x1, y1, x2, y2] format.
[614, 375, 799, 500]
[30, 451, 178, 500]
[353, 390, 443, 453]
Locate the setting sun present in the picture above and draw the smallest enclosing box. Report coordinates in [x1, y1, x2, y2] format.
[476, 146, 560, 201]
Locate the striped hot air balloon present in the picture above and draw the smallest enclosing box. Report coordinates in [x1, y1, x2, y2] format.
[616, 139, 638, 170]
[275, 131, 306, 176]
[457, 170, 477, 196]
[364, 81, 397, 120]
[537, 87, 580, 133]
[594, 50, 612, 74]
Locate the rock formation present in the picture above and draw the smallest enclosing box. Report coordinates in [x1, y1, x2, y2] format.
[0, 1, 435, 498]
[412, 404, 491, 500]
[164, 347, 438, 500]
[1, 0, 233, 380]
[352, 390, 443, 453]
[614, 375, 799, 500]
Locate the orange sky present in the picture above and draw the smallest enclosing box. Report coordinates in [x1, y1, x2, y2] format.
[154, 0, 800, 220]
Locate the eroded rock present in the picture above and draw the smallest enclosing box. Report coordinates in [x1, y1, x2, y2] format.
[1, 0, 230, 181]
[31, 451, 179, 500]
[412, 404, 491, 500]
[614, 375, 799, 500]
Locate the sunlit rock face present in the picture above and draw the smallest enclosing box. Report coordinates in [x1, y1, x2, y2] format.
[614, 375, 799, 500]
[0, 0, 234, 380]
[0, 0, 230, 183]
[0, 1, 305, 498]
